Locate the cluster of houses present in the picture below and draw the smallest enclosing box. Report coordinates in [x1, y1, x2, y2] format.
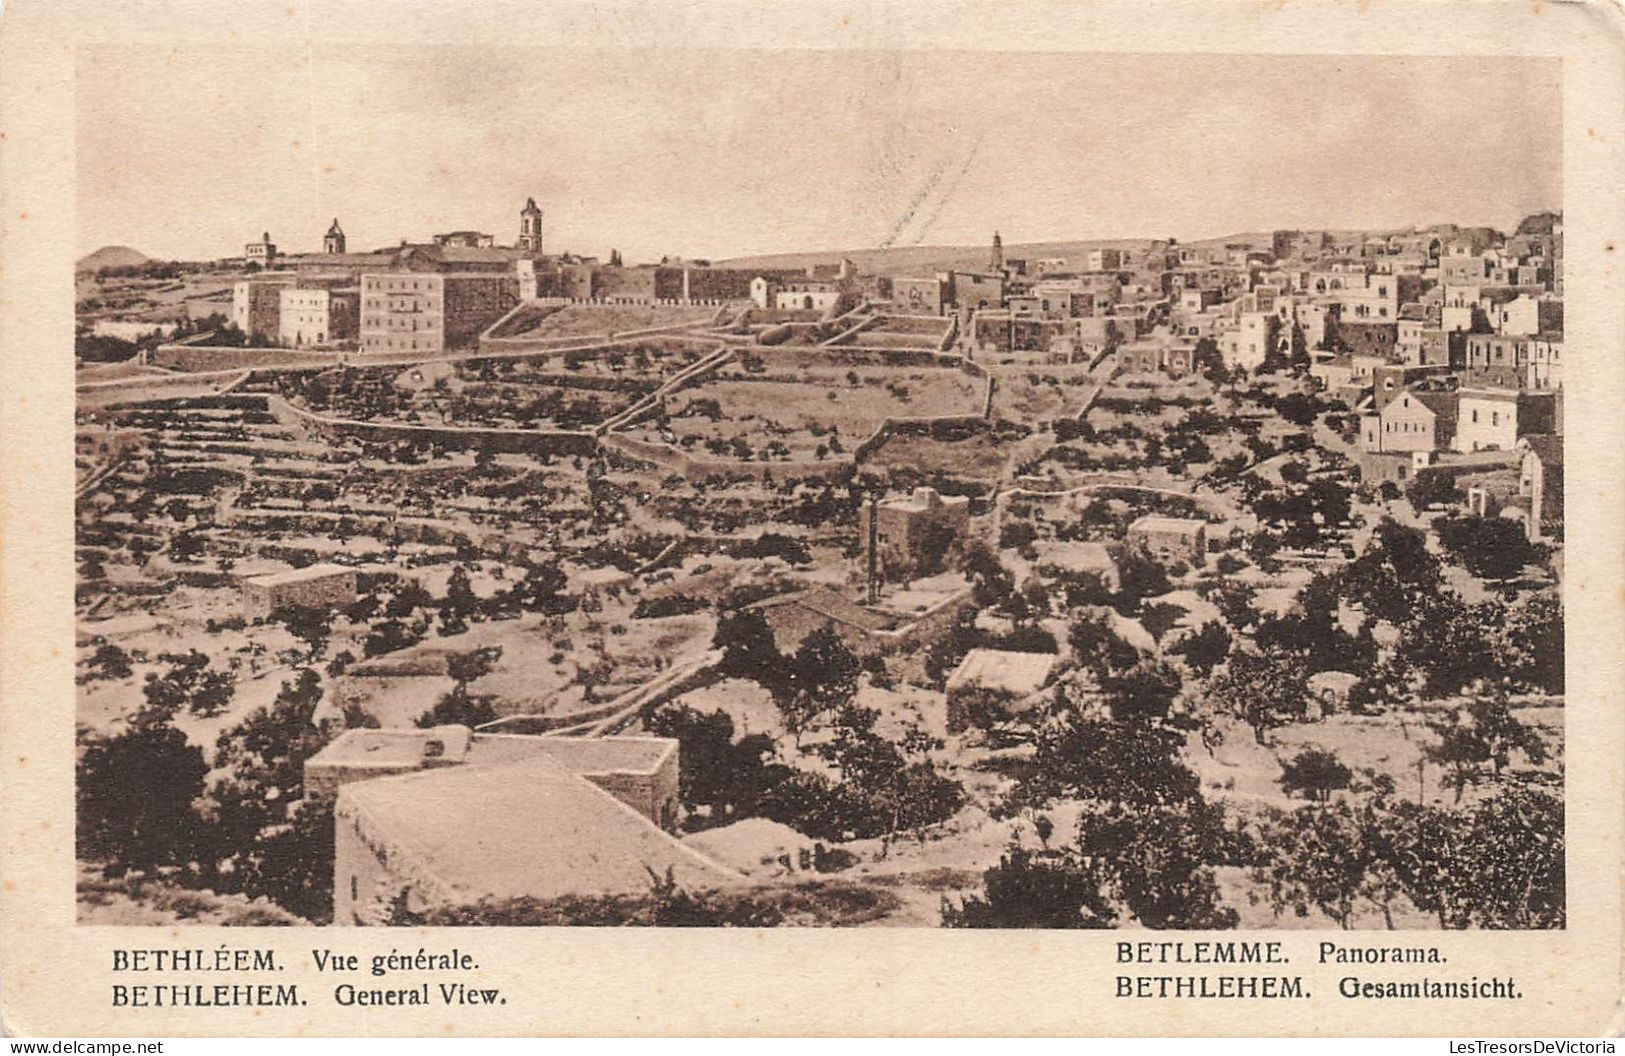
[228, 198, 873, 356]
[878, 222, 1562, 383]
[878, 223, 1564, 541]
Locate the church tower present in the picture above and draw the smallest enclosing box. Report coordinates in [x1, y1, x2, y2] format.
[518, 197, 544, 254]
[990, 231, 1004, 272]
[324, 218, 345, 255]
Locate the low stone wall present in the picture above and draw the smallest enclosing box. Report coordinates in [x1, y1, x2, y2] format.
[268, 396, 598, 456]
[599, 433, 854, 483]
[152, 344, 340, 372]
[478, 301, 729, 355]
[850, 413, 990, 463]
[77, 369, 255, 408]
[754, 345, 958, 370]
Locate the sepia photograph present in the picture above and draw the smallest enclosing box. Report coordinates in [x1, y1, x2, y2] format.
[69, 44, 1568, 936]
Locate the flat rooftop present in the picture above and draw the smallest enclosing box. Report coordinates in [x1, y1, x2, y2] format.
[307, 725, 473, 771]
[339, 755, 740, 904]
[242, 562, 355, 588]
[947, 649, 1058, 697]
[467, 734, 675, 776]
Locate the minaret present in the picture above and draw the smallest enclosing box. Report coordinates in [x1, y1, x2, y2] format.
[990, 231, 1004, 272]
[519, 197, 544, 255]
[324, 218, 345, 254]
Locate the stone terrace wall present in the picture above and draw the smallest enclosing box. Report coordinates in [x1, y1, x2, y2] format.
[152, 344, 340, 372]
[754, 346, 962, 370]
[268, 395, 598, 456]
[600, 433, 853, 483]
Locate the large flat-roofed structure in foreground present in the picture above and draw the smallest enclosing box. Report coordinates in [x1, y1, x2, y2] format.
[308, 727, 729, 925]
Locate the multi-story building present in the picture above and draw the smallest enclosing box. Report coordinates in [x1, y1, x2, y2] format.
[1360, 388, 1458, 454]
[1455, 388, 1559, 453]
[949, 271, 1006, 310]
[231, 278, 292, 339]
[359, 272, 519, 355]
[278, 286, 360, 347]
[891, 276, 949, 316]
[1529, 337, 1563, 391]
[859, 487, 971, 584]
[1222, 312, 1278, 370]
[1336, 274, 1400, 322]
[1439, 251, 1489, 285]
[244, 231, 277, 267]
[1464, 333, 1565, 390]
[1419, 327, 1469, 370]
[1396, 304, 1428, 363]
[1491, 294, 1563, 337]
[1336, 320, 1400, 361]
[1371, 364, 1452, 411]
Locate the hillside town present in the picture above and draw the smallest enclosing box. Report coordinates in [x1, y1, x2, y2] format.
[75, 199, 1564, 929]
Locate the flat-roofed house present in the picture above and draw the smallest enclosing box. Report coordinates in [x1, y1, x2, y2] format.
[331, 751, 735, 925]
[241, 563, 357, 621]
[892, 276, 949, 316]
[747, 587, 896, 657]
[945, 649, 1058, 732]
[308, 726, 681, 827]
[859, 487, 971, 582]
[1126, 515, 1209, 563]
[1455, 388, 1558, 453]
[304, 726, 473, 796]
[1027, 541, 1120, 592]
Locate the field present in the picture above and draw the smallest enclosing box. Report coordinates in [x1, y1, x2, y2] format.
[77, 271, 237, 324]
[492, 302, 720, 340]
[988, 365, 1103, 422]
[634, 364, 983, 462]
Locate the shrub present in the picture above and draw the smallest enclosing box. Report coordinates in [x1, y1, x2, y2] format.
[1278, 749, 1353, 802]
[941, 845, 1113, 928]
[631, 594, 707, 620]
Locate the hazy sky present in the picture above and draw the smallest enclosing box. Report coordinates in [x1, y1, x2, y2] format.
[77, 48, 1561, 262]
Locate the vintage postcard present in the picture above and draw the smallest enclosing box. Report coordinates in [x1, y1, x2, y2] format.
[2, 0, 1622, 1038]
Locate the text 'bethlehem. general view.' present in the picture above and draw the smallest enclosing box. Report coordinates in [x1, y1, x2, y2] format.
[74, 51, 1563, 930]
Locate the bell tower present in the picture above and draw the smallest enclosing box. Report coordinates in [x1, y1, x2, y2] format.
[518, 197, 544, 254]
[324, 218, 345, 255]
[990, 231, 1004, 272]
